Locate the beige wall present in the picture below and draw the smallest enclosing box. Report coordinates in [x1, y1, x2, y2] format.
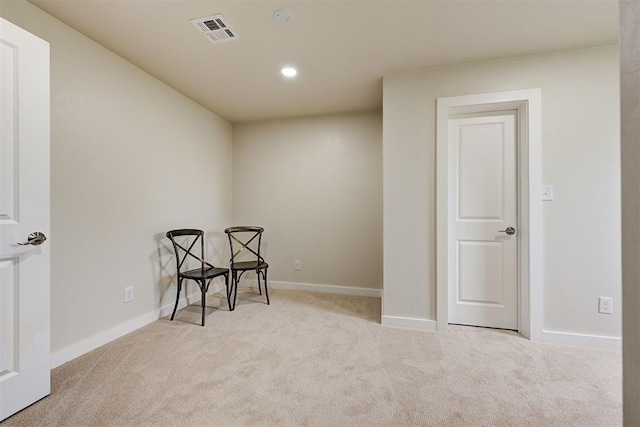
[621, 0, 640, 423]
[1, 1, 233, 354]
[233, 112, 382, 290]
[384, 46, 621, 338]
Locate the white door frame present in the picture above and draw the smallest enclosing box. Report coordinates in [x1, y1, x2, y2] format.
[436, 89, 543, 341]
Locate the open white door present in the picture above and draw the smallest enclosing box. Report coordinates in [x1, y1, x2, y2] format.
[0, 17, 50, 421]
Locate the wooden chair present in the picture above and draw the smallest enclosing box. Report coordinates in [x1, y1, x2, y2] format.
[166, 229, 231, 326]
[224, 226, 269, 309]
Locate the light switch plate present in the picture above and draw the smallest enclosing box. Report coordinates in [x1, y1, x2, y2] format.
[542, 185, 553, 201]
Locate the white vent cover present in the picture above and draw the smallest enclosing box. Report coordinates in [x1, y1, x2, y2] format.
[190, 14, 239, 43]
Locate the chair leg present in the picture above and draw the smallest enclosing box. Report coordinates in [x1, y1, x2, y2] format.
[170, 277, 182, 321]
[264, 268, 270, 305]
[232, 270, 239, 310]
[225, 273, 232, 311]
[257, 269, 262, 295]
[201, 280, 206, 327]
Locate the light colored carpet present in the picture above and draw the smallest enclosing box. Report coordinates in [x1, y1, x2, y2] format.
[4, 289, 621, 426]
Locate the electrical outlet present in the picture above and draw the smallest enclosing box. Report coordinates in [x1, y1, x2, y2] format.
[598, 297, 613, 314]
[124, 286, 134, 303]
[294, 260, 301, 270]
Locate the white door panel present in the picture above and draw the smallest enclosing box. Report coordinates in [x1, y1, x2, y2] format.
[457, 122, 505, 220]
[457, 241, 504, 304]
[448, 112, 518, 330]
[0, 17, 50, 421]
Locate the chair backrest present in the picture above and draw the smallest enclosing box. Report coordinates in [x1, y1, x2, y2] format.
[166, 229, 213, 274]
[224, 226, 265, 266]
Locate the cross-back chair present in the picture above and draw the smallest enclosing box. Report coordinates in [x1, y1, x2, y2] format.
[166, 229, 231, 326]
[224, 226, 269, 309]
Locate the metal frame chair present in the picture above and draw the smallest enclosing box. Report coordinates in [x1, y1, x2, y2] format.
[224, 226, 269, 309]
[166, 229, 231, 326]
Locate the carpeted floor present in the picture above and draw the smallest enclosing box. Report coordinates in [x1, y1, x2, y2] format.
[3, 289, 621, 426]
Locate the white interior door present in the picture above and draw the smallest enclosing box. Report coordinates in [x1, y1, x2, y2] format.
[448, 111, 518, 330]
[0, 17, 50, 421]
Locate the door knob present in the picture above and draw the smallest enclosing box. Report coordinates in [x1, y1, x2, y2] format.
[17, 232, 47, 246]
[498, 227, 516, 236]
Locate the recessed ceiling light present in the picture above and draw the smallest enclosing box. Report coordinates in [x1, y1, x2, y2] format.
[281, 67, 298, 78]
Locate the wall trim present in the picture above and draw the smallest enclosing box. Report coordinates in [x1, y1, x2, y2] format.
[51, 282, 380, 368]
[382, 315, 437, 331]
[51, 283, 618, 369]
[542, 330, 621, 351]
[51, 310, 157, 369]
[50, 289, 211, 369]
[255, 280, 382, 298]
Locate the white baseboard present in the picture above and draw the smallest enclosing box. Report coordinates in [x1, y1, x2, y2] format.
[382, 315, 437, 331]
[51, 309, 158, 369]
[50, 286, 225, 369]
[542, 330, 621, 351]
[50, 281, 379, 368]
[256, 279, 382, 298]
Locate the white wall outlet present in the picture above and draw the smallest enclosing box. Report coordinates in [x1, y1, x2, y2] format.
[294, 260, 301, 270]
[598, 296, 613, 314]
[542, 185, 553, 201]
[124, 286, 134, 303]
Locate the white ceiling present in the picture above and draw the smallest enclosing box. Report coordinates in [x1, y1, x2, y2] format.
[28, 0, 618, 123]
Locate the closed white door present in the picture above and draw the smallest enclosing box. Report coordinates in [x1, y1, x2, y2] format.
[0, 17, 50, 421]
[448, 111, 518, 330]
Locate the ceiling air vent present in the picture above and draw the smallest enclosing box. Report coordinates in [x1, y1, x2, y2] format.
[190, 14, 239, 43]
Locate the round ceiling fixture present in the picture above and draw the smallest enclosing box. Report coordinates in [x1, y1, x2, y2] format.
[273, 9, 293, 24]
[281, 67, 298, 78]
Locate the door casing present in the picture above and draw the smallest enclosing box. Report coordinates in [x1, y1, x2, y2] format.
[436, 89, 542, 340]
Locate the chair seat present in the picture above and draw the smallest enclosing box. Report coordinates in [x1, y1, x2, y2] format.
[181, 266, 229, 280]
[230, 261, 268, 271]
